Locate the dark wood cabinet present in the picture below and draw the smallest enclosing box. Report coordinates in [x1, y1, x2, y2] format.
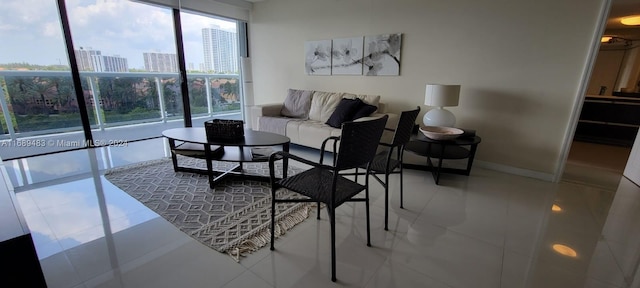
[575, 95, 640, 146]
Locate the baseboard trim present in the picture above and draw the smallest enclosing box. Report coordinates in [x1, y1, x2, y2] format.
[474, 160, 555, 182]
[403, 151, 556, 182]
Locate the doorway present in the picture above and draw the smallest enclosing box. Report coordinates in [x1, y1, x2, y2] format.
[562, 0, 640, 188]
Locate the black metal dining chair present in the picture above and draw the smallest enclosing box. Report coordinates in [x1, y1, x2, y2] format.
[268, 115, 388, 282]
[354, 107, 420, 230]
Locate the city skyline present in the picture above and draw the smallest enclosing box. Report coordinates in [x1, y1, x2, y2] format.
[75, 47, 128, 72]
[143, 52, 178, 73]
[203, 26, 239, 73]
[0, 0, 237, 70]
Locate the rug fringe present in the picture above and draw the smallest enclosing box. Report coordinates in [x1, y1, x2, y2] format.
[227, 203, 315, 261]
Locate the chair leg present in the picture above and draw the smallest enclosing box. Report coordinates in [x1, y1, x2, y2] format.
[400, 167, 404, 209]
[270, 195, 276, 251]
[365, 186, 371, 246]
[317, 201, 321, 220]
[384, 172, 389, 231]
[328, 205, 337, 282]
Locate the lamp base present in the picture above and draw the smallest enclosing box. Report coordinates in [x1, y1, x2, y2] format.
[423, 107, 456, 127]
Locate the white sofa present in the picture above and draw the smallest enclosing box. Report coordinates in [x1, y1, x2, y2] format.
[250, 89, 398, 150]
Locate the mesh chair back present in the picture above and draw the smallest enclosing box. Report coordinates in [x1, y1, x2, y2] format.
[335, 115, 388, 170]
[391, 107, 421, 146]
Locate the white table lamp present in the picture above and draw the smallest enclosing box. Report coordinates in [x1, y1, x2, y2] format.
[423, 84, 460, 127]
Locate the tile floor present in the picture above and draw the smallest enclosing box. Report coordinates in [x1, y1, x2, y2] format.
[3, 138, 640, 288]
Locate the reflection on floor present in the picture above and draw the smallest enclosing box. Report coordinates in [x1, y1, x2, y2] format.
[3, 138, 640, 288]
[567, 141, 631, 172]
[563, 141, 632, 190]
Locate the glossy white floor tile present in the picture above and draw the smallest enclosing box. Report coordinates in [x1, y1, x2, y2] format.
[4, 139, 640, 288]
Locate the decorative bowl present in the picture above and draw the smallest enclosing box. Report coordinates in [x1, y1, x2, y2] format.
[419, 126, 464, 140]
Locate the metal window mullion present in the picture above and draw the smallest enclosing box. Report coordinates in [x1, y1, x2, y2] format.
[237, 21, 247, 123]
[0, 85, 17, 140]
[155, 77, 167, 123]
[87, 76, 104, 131]
[172, 8, 192, 127]
[205, 76, 213, 116]
[57, 0, 94, 146]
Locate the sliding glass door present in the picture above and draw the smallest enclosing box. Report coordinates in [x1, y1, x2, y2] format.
[0, 0, 246, 160]
[0, 0, 89, 158]
[65, 0, 183, 140]
[179, 11, 243, 127]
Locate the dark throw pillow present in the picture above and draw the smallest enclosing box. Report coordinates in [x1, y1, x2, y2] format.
[325, 98, 362, 128]
[352, 102, 378, 120]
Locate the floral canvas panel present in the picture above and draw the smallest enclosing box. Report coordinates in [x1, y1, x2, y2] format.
[305, 40, 332, 75]
[363, 33, 402, 76]
[331, 37, 363, 75]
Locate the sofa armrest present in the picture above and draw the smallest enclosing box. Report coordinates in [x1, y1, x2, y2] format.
[250, 104, 283, 130]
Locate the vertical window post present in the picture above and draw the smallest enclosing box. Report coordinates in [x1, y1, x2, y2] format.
[172, 9, 192, 127]
[56, 0, 94, 146]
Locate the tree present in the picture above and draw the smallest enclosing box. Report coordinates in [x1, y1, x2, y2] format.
[188, 77, 207, 107]
[161, 78, 182, 116]
[5, 77, 29, 115]
[220, 80, 239, 101]
[98, 77, 141, 113]
[30, 77, 57, 114]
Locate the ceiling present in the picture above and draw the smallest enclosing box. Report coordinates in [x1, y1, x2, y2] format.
[242, 0, 639, 39]
[605, 0, 640, 39]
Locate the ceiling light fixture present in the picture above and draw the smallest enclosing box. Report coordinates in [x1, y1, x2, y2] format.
[551, 204, 562, 212]
[621, 15, 640, 26]
[601, 36, 632, 46]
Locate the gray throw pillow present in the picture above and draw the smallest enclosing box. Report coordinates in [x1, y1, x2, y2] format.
[281, 89, 313, 119]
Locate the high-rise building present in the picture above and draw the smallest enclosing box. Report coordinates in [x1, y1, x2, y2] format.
[93, 55, 128, 72]
[75, 47, 128, 72]
[75, 47, 101, 71]
[143, 52, 178, 72]
[202, 26, 238, 73]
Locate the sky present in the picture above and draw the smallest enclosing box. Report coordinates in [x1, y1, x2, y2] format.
[0, 0, 237, 69]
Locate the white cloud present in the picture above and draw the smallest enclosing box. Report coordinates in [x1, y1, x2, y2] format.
[0, 0, 238, 67]
[0, 24, 23, 32]
[5, 0, 55, 25]
[42, 21, 62, 38]
[20, 185, 129, 248]
[27, 157, 83, 177]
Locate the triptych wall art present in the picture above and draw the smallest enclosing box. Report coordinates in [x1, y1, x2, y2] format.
[304, 33, 402, 76]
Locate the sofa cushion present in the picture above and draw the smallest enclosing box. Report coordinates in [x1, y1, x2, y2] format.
[308, 91, 343, 122]
[285, 120, 304, 143]
[258, 116, 293, 136]
[296, 120, 341, 150]
[352, 101, 378, 119]
[325, 98, 362, 128]
[281, 89, 313, 119]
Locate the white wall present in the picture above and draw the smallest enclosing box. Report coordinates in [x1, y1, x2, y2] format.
[249, 0, 606, 176]
[616, 45, 640, 92]
[624, 129, 640, 186]
[587, 49, 625, 95]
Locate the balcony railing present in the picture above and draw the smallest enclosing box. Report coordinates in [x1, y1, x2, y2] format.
[0, 70, 241, 141]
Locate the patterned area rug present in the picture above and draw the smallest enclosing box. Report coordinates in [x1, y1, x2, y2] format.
[104, 156, 314, 260]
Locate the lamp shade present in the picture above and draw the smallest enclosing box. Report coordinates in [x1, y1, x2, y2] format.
[424, 84, 460, 107]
